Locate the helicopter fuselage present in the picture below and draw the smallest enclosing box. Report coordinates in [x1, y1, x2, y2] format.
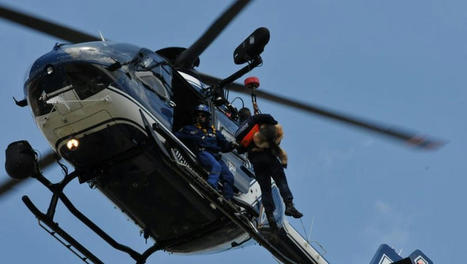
[24, 41, 282, 253]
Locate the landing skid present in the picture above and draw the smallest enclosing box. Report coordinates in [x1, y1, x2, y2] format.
[22, 170, 162, 264]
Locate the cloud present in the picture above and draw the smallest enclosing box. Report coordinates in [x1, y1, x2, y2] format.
[315, 138, 376, 169]
[318, 147, 357, 168]
[375, 200, 391, 215]
[363, 200, 413, 247]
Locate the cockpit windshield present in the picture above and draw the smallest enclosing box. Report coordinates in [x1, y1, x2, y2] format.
[28, 63, 115, 116]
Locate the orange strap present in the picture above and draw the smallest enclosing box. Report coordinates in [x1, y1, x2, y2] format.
[240, 124, 260, 148]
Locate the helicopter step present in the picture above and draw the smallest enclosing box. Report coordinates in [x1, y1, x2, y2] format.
[259, 221, 329, 264]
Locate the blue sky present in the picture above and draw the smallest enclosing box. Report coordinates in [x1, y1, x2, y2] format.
[0, 1, 465, 263]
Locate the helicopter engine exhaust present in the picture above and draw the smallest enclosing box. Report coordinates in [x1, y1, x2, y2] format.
[5, 140, 39, 179]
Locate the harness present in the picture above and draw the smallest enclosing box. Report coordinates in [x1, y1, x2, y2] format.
[239, 124, 259, 148]
[195, 123, 216, 135]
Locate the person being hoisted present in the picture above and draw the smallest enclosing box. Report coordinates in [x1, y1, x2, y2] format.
[175, 104, 237, 200]
[236, 77, 303, 230]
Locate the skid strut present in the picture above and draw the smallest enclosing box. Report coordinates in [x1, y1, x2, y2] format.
[22, 169, 162, 264]
[23, 195, 103, 264]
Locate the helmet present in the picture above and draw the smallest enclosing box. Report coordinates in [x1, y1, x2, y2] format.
[194, 104, 210, 115]
[238, 107, 251, 123]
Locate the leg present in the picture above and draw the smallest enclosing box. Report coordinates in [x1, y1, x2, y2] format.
[197, 151, 221, 189]
[255, 172, 278, 230]
[250, 151, 279, 230]
[250, 155, 275, 215]
[270, 155, 303, 218]
[269, 157, 293, 203]
[218, 160, 234, 200]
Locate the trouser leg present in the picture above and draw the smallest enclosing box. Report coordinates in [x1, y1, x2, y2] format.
[250, 151, 276, 213]
[219, 160, 234, 200]
[256, 174, 278, 230]
[255, 169, 275, 214]
[270, 158, 293, 203]
[197, 151, 221, 188]
[269, 159, 303, 218]
[250, 151, 280, 229]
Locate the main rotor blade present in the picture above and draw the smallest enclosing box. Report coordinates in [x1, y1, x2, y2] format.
[195, 72, 443, 149]
[0, 4, 100, 43]
[174, 0, 251, 68]
[0, 151, 58, 199]
[0, 178, 27, 198]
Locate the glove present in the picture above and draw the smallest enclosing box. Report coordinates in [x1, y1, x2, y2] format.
[236, 144, 247, 154]
[229, 141, 239, 151]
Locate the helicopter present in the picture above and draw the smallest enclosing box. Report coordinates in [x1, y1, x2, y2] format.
[0, 1, 444, 264]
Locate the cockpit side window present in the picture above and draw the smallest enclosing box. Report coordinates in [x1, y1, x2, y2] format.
[151, 64, 172, 93]
[136, 48, 173, 95]
[135, 71, 170, 101]
[28, 79, 54, 116]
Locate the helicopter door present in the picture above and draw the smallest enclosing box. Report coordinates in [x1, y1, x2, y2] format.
[170, 71, 207, 132]
[134, 70, 174, 126]
[131, 48, 175, 128]
[213, 109, 254, 194]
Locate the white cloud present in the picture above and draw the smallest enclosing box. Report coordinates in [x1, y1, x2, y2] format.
[315, 138, 375, 169]
[375, 200, 391, 215]
[363, 200, 413, 248]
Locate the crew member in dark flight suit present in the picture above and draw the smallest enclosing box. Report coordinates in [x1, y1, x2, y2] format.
[176, 104, 236, 200]
[236, 107, 303, 230]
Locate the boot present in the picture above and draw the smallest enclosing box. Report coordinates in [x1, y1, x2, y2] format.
[285, 201, 303, 218]
[266, 212, 278, 231]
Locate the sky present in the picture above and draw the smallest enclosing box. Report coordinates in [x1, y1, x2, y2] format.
[0, 0, 466, 263]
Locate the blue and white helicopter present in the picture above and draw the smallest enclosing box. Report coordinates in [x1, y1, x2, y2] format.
[0, 1, 441, 263]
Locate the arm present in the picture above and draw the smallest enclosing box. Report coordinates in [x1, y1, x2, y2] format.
[236, 144, 248, 154]
[216, 131, 236, 153]
[175, 126, 202, 145]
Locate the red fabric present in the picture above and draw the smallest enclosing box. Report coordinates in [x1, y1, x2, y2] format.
[240, 124, 260, 148]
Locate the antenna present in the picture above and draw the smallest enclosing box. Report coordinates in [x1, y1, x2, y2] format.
[307, 217, 315, 242]
[98, 31, 106, 42]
